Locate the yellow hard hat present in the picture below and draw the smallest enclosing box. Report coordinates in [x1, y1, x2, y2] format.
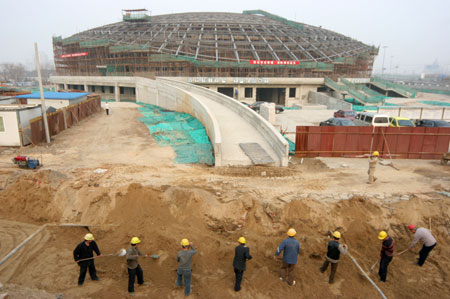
[238, 237, 246, 244]
[372, 151, 379, 156]
[333, 231, 341, 239]
[378, 231, 387, 240]
[84, 233, 94, 241]
[287, 228, 296, 237]
[131, 237, 141, 244]
[181, 238, 190, 246]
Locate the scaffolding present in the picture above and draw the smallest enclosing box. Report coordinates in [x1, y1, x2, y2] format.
[53, 11, 377, 78]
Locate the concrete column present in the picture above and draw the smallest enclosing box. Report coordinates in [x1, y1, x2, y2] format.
[84, 83, 88, 92]
[115, 84, 120, 102]
[252, 87, 256, 102]
[238, 86, 245, 101]
[64, 83, 68, 90]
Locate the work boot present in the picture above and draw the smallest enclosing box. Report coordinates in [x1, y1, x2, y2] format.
[92, 277, 99, 281]
[129, 292, 135, 297]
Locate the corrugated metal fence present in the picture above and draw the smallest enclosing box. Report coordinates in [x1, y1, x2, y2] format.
[295, 126, 450, 159]
[30, 95, 101, 144]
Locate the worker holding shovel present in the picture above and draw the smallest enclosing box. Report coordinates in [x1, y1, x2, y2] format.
[378, 231, 394, 282]
[320, 231, 348, 284]
[126, 237, 148, 296]
[407, 224, 437, 266]
[73, 233, 103, 286]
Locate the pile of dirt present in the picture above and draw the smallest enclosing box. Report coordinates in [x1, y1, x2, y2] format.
[1, 177, 449, 298]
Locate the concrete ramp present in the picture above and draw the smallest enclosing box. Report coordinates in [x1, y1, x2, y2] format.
[239, 143, 275, 165]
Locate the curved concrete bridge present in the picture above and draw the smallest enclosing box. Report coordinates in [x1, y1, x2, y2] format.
[50, 76, 289, 166]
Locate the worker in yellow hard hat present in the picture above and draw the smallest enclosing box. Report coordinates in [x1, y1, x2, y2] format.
[378, 231, 394, 282]
[126, 237, 148, 296]
[176, 238, 197, 296]
[274, 228, 300, 286]
[320, 231, 348, 284]
[233, 237, 253, 292]
[368, 151, 380, 184]
[73, 233, 103, 286]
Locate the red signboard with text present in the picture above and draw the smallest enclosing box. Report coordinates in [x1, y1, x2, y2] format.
[60, 52, 89, 58]
[250, 60, 299, 65]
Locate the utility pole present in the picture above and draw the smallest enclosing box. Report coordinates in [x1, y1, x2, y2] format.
[381, 46, 388, 77]
[34, 43, 51, 144]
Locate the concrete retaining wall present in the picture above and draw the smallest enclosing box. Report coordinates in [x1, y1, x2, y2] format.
[308, 91, 352, 110]
[377, 107, 450, 120]
[158, 78, 289, 166]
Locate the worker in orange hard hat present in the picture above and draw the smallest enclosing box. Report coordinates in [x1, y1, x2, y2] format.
[368, 151, 380, 184]
[233, 237, 252, 292]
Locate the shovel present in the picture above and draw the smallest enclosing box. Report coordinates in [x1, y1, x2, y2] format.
[76, 248, 126, 263]
[369, 260, 378, 272]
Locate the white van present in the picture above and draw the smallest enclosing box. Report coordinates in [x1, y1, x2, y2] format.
[354, 112, 389, 127]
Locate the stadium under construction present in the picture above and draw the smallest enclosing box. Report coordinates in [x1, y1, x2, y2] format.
[52, 9, 383, 105]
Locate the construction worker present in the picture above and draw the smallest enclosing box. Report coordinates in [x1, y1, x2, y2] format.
[320, 231, 348, 284]
[105, 102, 110, 115]
[368, 151, 380, 184]
[378, 231, 394, 282]
[126, 237, 148, 296]
[233, 237, 253, 292]
[407, 225, 437, 266]
[274, 228, 300, 286]
[73, 233, 102, 286]
[176, 239, 197, 296]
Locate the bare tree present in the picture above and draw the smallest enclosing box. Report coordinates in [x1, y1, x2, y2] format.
[0, 63, 26, 83]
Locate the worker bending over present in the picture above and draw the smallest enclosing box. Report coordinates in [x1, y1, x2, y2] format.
[408, 225, 437, 266]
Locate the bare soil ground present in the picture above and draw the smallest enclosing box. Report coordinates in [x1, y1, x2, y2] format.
[0, 103, 449, 298]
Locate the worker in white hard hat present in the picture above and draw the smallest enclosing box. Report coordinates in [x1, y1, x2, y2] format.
[126, 237, 148, 296]
[320, 231, 348, 284]
[233, 237, 253, 292]
[176, 238, 197, 296]
[368, 151, 380, 184]
[274, 228, 300, 286]
[378, 231, 394, 282]
[73, 233, 103, 286]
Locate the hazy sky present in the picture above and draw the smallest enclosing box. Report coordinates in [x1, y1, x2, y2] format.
[1, 0, 449, 74]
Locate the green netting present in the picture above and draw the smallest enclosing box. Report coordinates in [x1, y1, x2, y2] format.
[62, 37, 80, 45]
[110, 44, 150, 53]
[283, 136, 296, 156]
[351, 105, 378, 112]
[370, 77, 416, 98]
[325, 78, 349, 91]
[137, 103, 214, 165]
[80, 39, 109, 48]
[243, 10, 303, 31]
[52, 36, 62, 43]
[123, 15, 151, 22]
[419, 100, 450, 107]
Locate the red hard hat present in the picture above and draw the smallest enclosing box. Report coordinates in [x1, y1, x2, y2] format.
[408, 224, 416, 230]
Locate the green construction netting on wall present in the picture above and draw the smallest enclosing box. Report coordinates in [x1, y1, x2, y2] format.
[137, 103, 214, 165]
[419, 100, 450, 107]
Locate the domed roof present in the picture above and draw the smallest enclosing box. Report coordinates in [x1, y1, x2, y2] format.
[66, 11, 374, 63]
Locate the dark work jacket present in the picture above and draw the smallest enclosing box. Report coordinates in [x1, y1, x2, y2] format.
[233, 244, 252, 271]
[73, 241, 101, 263]
[381, 237, 394, 257]
[326, 240, 340, 260]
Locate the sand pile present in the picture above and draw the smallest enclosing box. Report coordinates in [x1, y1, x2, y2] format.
[0, 175, 449, 298]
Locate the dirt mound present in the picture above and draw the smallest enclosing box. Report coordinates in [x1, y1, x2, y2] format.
[211, 165, 301, 177]
[0, 170, 66, 223]
[1, 178, 449, 298]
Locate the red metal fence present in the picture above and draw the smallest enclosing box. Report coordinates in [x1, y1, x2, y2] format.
[295, 126, 450, 159]
[29, 95, 101, 144]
